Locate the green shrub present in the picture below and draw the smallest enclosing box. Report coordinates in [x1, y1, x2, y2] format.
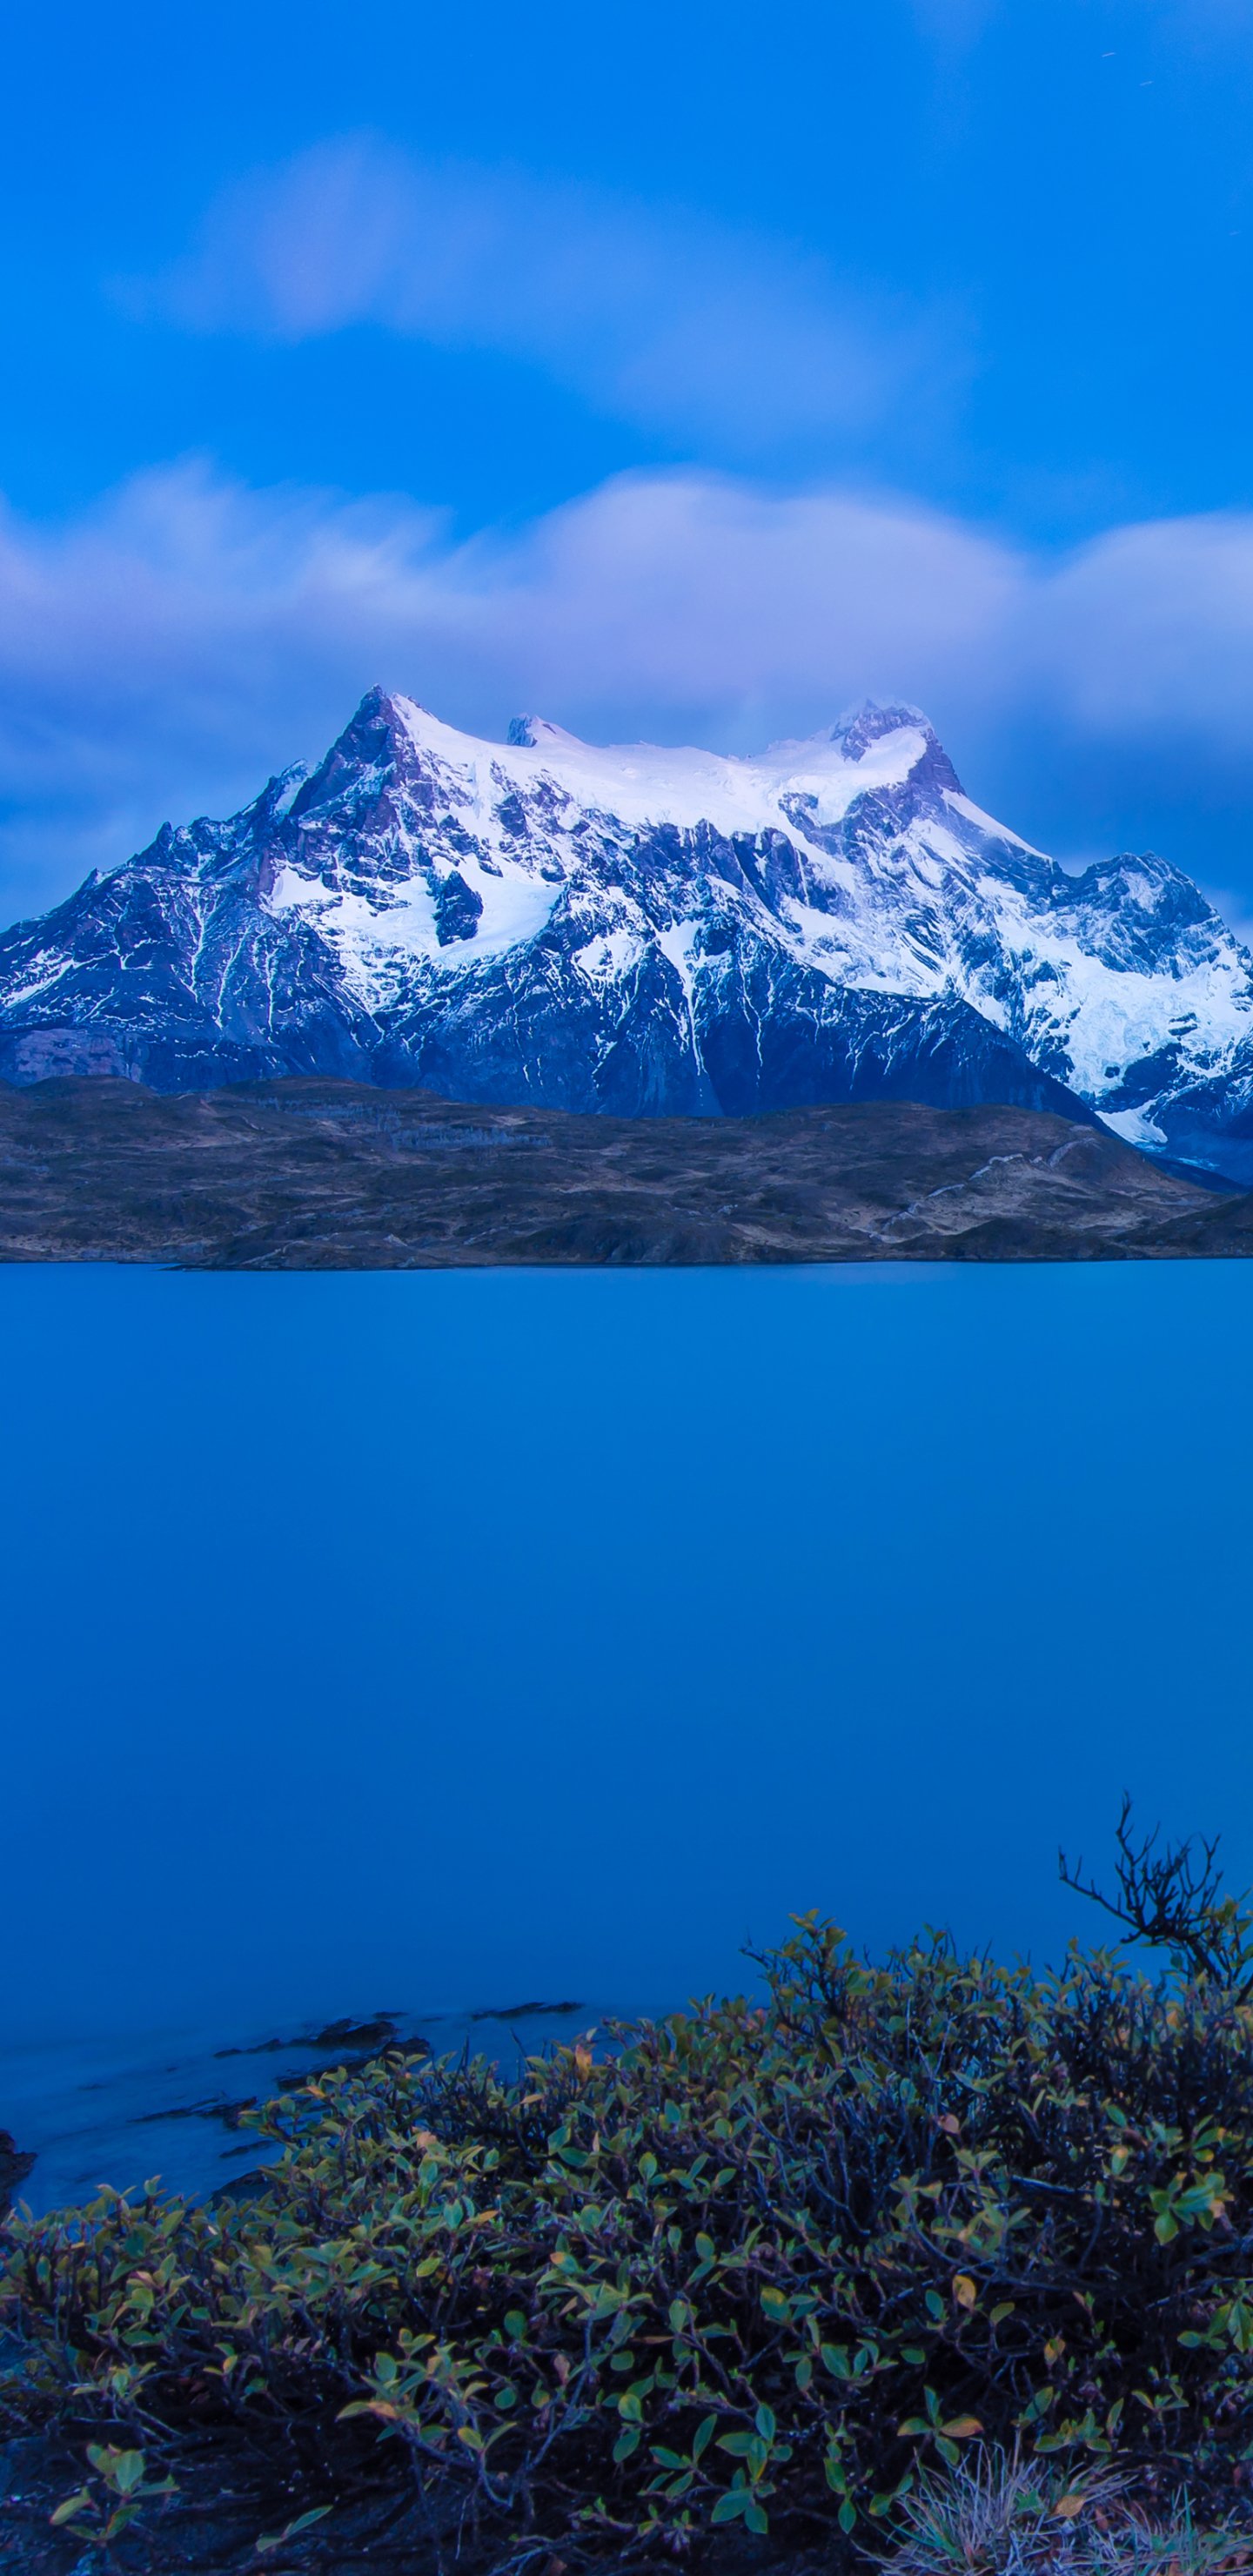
[7, 1900, 1253, 2559]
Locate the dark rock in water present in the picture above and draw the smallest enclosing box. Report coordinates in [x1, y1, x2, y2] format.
[128, 2092, 258, 2129]
[0, 2129, 34, 2211]
[308, 2014, 400, 2052]
[471, 1999, 586, 2019]
[267, 2015, 431, 2090]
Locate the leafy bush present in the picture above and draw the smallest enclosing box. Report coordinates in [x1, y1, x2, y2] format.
[8, 1899, 1253, 2564]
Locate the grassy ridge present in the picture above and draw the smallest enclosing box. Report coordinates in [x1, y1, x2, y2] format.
[0, 1077, 1238, 1267]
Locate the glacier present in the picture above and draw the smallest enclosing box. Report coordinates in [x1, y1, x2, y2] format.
[4, 687, 1253, 1177]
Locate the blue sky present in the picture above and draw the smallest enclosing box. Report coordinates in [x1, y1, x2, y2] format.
[5, 0, 1253, 924]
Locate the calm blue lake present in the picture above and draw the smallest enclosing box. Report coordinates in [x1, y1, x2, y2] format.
[4, 1258, 1251, 2208]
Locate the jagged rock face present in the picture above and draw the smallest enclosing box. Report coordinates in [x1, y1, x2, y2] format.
[4, 688, 1253, 1171]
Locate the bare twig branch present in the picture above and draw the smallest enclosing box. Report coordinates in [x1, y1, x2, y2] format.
[1060, 1794, 1253, 1994]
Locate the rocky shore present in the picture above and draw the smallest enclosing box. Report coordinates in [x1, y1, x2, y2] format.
[0, 2135, 32, 2216]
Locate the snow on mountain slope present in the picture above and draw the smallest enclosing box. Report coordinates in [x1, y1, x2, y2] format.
[4, 686, 1253, 1174]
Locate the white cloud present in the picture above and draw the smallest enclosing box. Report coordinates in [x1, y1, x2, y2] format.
[135, 137, 940, 455]
[1029, 513, 1253, 735]
[6, 458, 1253, 921]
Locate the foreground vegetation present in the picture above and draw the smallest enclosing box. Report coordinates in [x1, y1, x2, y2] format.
[7, 1809, 1253, 2567]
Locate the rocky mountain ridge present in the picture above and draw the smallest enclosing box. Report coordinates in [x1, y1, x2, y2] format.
[4, 690, 1253, 1177]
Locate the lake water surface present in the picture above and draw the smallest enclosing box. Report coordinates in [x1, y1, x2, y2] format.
[4, 1258, 1251, 2210]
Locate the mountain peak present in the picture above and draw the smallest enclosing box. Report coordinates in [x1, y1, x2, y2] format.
[826, 699, 962, 796]
[506, 714, 586, 751]
[830, 699, 928, 755]
[347, 686, 439, 742]
[352, 683, 399, 723]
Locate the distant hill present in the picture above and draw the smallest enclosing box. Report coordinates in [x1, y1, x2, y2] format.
[2, 1078, 1247, 1269]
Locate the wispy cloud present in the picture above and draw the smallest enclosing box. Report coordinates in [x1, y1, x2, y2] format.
[132, 137, 941, 456]
[6, 459, 1253, 920]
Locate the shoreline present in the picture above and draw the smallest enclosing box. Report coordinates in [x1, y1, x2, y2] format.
[1, 1999, 609, 2221]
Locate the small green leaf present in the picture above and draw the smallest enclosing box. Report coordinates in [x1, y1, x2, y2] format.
[50, 2491, 93, 2529]
[258, 2506, 332, 2553]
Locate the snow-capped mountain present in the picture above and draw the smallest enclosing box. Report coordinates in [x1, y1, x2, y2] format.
[4, 687, 1253, 1177]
